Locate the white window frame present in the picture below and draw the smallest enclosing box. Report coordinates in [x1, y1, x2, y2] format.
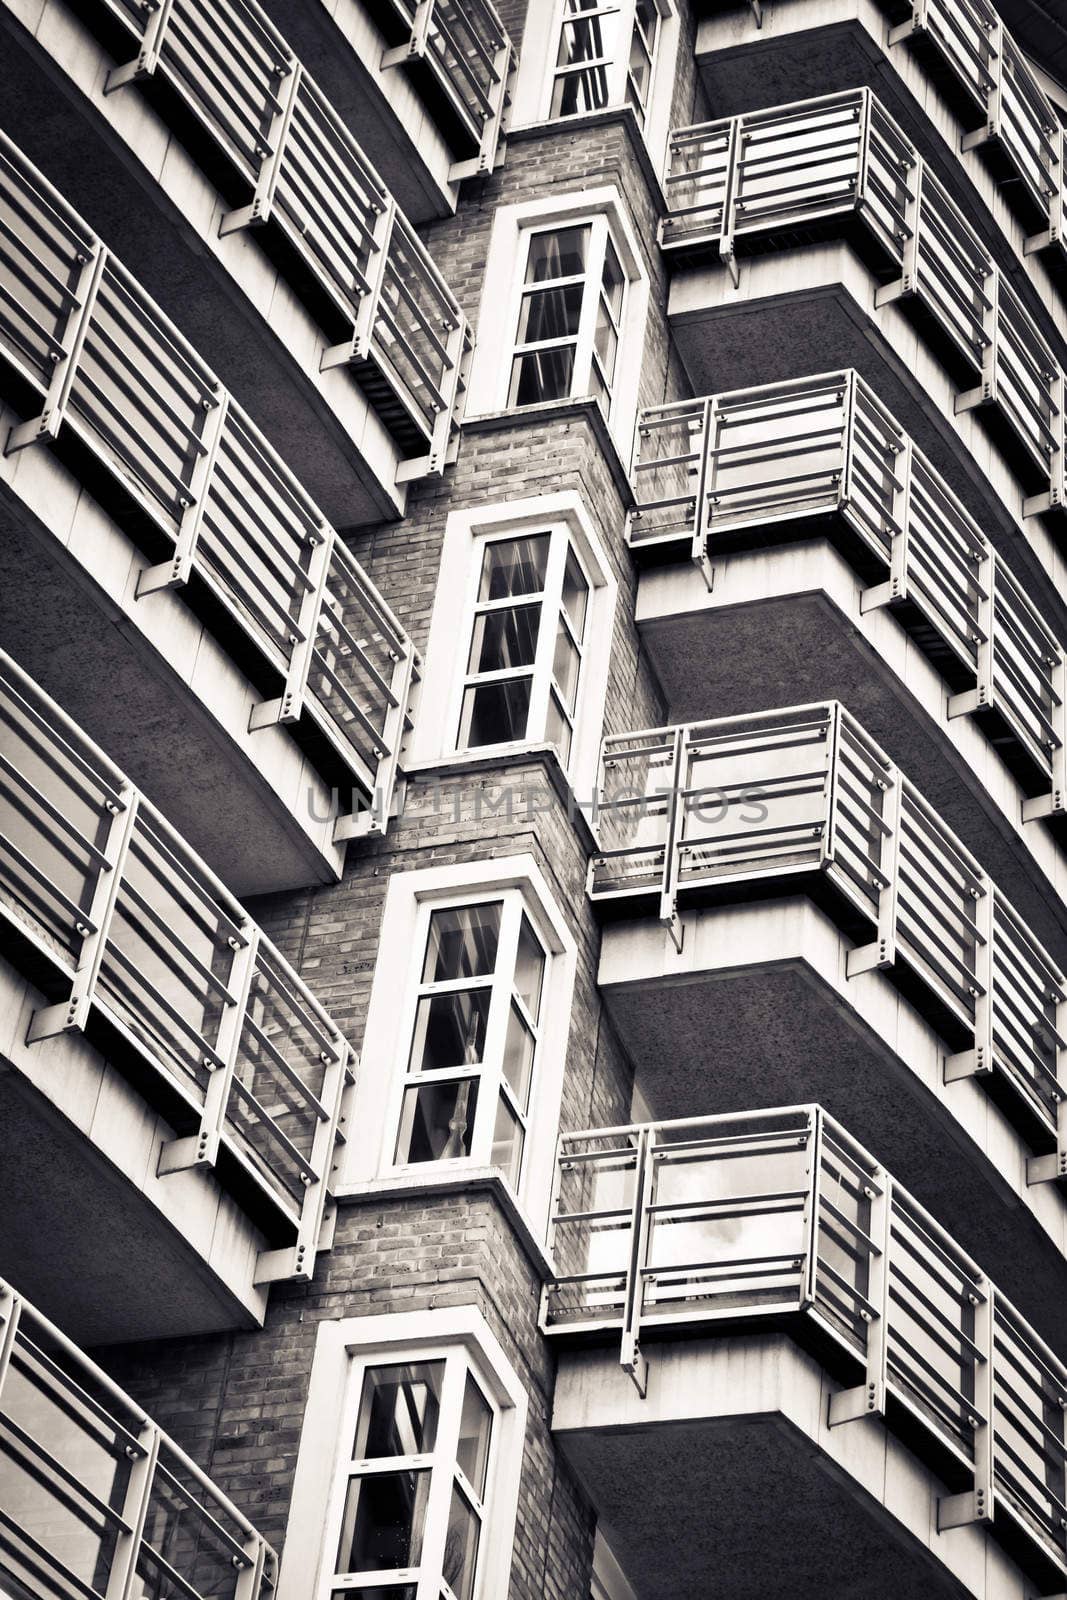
[545, 0, 665, 127]
[279, 1308, 527, 1600]
[410, 493, 617, 803]
[338, 855, 577, 1236]
[390, 888, 548, 1188]
[510, 0, 679, 168]
[465, 189, 649, 458]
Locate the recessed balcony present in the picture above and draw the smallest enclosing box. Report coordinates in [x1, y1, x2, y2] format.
[544, 1104, 1067, 1598]
[589, 702, 1067, 1334]
[0, 1280, 277, 1600]
[0, 650, 353, 1338]
[629, 369, 1067, 885]
[0, 129, 417, 885]
[0, 0, 469, 517]
[662, 88, 1067, 527]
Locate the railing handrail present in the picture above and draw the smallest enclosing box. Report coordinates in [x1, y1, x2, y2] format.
[0, 1281, 277, 1600]
[0, 124, 417, 827]
[0, 646, 352, 1284]
[543, 1101, 1067, 1574]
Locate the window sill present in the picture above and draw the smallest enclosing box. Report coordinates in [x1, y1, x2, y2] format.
[403, 743, 600, 853]
[461, 397, 636, 508]
[507, 106, 667, 220]
[333, 1167, 557, 1281]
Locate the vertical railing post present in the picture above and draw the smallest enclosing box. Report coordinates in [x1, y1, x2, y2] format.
[839, 368, 858, 512]
[939, 1278, 996, 1531]
[137, 388, 231, 596]
[958, 267, 1000, 418]
[0, 1284, 22, 1399]
[945, 876, 995, 1083]
[105, 1421, 161, 1600]
[800, 1106, 823, 1310]
[829, 1169, 892, 1424]
[321, 199, 396, 372]
[875, 149, 922, 311]
[620, 1126, 652, 1396]
[658, 725, 687, 953]
[219, 62, 303, 236]
[234, 1534, 270, 1600]
[718, 115, 742, 288]
[961, 14, 1004, 155]
[157, 923, 260, 1176]
[256, 1035, 351, 1284]
[947, 541, 995, 721]
[104, 0, 177, 92]
[860, 431, 914, 615]
[6, 243, 107, 454]
[27, 784, 140, 1042]
[822, 703, 843, 870]
[846, 758, 903, 977]
[691, 395, 716, 588]
[247, 523, 334, 733]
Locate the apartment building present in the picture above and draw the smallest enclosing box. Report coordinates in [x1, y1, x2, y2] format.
[2, 0, 1067, 1595]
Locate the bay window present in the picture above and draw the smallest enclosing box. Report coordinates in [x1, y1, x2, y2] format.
[549, 0, 664, 128]
[508, 221, 627, 417]
[393, 893, 548, 1189]
[458, 525, 590, 762]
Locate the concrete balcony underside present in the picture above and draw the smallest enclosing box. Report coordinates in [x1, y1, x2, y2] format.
[0, 0, 404, 528]
[554, 1333, 1044, 1600]
[0, 404, 343, 897]
[0, 952, 267, 1346]
[695, 0, 1065, 320]
[636, 542, 1067, 959]
[668, 243, 1067, 636]
[597, 900, 1067, 1352]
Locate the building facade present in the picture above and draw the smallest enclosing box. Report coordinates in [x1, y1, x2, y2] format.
[2, 0, 1067, 1596]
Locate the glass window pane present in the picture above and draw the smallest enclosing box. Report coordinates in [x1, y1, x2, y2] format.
[601, 238, 625, 318]
[516, 283, 585, 345]
[456, 1375, 493, 1498]
[552, 618, 581, 712]
[423, 905, 501, 983]
[635, 0, 659, 36]
[544, 690, 572, 765]
[556, 11, 624, 68]
[467, 605, 542, 676]
[442, 1484, 481, 1600]
[561, 547, 589, 638]
[479, 535, 550, 602]
[396, 1079, 480, 1164]
[551, 64, 611, 116]
[525, 226, 590, 284]
[460, 678, 533, 747]
[354, 1363, 444, 1459]
[336, 1468, 430, 1574]
[491, 1094, 523, 1188]
[502, 1003, 535, 1111]
[513, 916, 545, 1020]
[410, 990, 492, 1074]
[594, 304, 619, 386]
[509, 347, 576, 407]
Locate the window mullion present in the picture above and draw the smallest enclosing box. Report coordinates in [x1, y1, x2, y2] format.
[416, 1354, 466, 1600]
[526, 530, 568, 743]
[609, 0, 638, 106]
[572, 218, 607, 400]
[470, 895, 521, 1165]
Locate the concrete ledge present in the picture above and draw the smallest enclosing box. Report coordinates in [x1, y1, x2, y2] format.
[598, 897, 1067, 1350]
[636, 539, 1067, 956]
[0, 953, 268, 1345]
[554, 1331, 1040, 1600]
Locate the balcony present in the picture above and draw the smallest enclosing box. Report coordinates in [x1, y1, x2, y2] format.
[630, 369, 1067, 836]
[0, 129, 416, 880]
[0, 648, 353, 1332]
[0, 1281, 277, 1600]
[662, 89, 1067, 521]
[0, 0, 468, 514]
[544, 1104, 1067, 1597]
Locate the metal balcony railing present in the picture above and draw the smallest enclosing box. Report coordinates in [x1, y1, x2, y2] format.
[591, 702, 1067, 1174]
[0, 1281, 277, 1600]
[0, 650, 353, 1284]
[542, 1104, 1067, 1579]
[91, 0, 468, 476]
[630, 370, 1067, 818]
[888, 0, 1062, 231]
[0, 130, 416, 835]
[376, 0, 513, 179]
[661, 89, 1067, 509]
